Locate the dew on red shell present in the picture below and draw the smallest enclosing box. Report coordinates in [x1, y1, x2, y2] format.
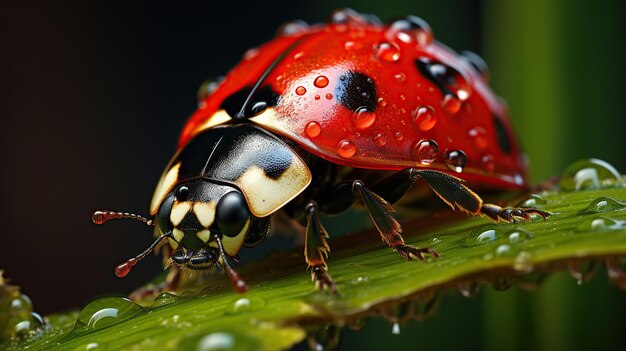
[377, 97, 387, 107]
[394, 73, 406, 82]
[305, 121, 322, 138]
[374, 42, 401, 62]
[445, 150, 467, 173]
[413, 105, 437, 131]
[414, 139, 439, 165]
[442, 94, 462, 114]
[325, 93, 333, 100]
[352, 107, 377, 130]
[373, 132, 387, 146]
[338, 140, 357, 158]
[315, 95, 321, 100]
[314, 75, 329, 88]
[482, 154, 495, 173]
[295, 86, 307, 95]
[469, 127, 489, 149]
[394, 131, 404, 141]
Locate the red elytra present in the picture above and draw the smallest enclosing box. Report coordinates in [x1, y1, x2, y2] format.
[180, 20, 526, 190]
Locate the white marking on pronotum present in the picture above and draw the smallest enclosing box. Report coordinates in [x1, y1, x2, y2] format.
[235, 163, 311, 217]
[170, 202, 191, 226]
[194, 202, 216, 228]
[192, 110, 232, 136]
[150, 162, 181, 215]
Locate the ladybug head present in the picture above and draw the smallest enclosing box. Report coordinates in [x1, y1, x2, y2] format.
[154, 179, 269, 267]
[92, 178, 269, 292]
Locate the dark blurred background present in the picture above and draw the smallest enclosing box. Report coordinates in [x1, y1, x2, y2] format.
[1, 1, 625, 350]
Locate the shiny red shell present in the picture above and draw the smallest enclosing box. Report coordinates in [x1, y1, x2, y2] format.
[180, 16, 527, 190]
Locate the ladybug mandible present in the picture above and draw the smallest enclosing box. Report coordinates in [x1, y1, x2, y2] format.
[93, 9, 549, 295]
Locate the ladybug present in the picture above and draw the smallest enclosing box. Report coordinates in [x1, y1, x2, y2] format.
[93, 9, 549, 295]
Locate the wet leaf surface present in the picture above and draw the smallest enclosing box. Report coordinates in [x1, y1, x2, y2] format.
[5, 185, 626, 350]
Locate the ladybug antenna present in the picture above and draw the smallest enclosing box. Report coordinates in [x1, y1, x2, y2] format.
[215, 235, 249, 293]
[114, 231, 173, 278]
[92, 210, 153, 226]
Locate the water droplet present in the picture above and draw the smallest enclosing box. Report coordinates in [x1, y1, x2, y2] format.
[442, 94, 461, 114]
[522, 194, 546, 208]
[492, 277, 512, 291]
[243, 48, 259, 61]
[151, 292, 181, 307]
[377, 97, 387, 107]
[248, 101, 267, 116]
[445, 150, 467, 173]
[394, 73, 406, 82]
[464, 224, 502, 246]
[351, 276, 369, 285]
[276, 19, 309, 36]
[304, 121, 322, 138]
[481, 154, 495, 173]
[458, 281, 480, 298]
[468, 127, 488, 149]
[293, 52, 304, 60]
[576, 217, 626, 232]
[314, 95, 320, 100]
[330, 8, 367, 24]
[399, 94, 406, 101]
[568, 260, 599, 284]
[9, 294, 32, 311]
[506, 228, 533, 244]
[225, 297, 265, 315]
[394, 131, 404, 141]
[197, 77, 223, 105]
[197, 332, 235, 351]
[344, 41, 362, 50]
[461, 51, 489, 80]
[388, 15, 433, 45]
[581, 197, 626, 213]
[85, 342, 100, 350]
[413, 105, 437, 131]
[373, 133, 387, 146]
[75, 297, 144, 331]
[352, 106, 376, 129]
[374, 42, 401, 62]
[295, 86, 306, 96]
[314, 75, 329, 88]
[513, 251, 534, 273]
[559, 158, 624, 192]
[325, 93, 333, 100]
[494, 244, 520, 257]
[391, 322, 401, 335]
[413, 139, 438, 165]
[338, 140, 356, 158]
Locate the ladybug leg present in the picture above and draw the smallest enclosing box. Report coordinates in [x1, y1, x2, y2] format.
[304, 201, 336, 293]
[413, 169, 550, 222]
[480, 204, 550, 223]
[352, 180, 439, 261]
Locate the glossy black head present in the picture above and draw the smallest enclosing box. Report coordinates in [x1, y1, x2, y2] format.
[155, 179, 269, 269]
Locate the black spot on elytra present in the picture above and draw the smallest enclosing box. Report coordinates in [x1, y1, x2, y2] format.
[219, 85, 279, 119]
[335, 71, 377, 111]
[415, 57, 459, 97]
[493, 115, 512, 154]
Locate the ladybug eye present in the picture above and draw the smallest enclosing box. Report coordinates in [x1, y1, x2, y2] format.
[216, 192, 250, 237]
[175, 186, 189, 201]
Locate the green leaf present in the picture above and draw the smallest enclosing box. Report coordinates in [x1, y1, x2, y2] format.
[6, 183, 626, 350]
